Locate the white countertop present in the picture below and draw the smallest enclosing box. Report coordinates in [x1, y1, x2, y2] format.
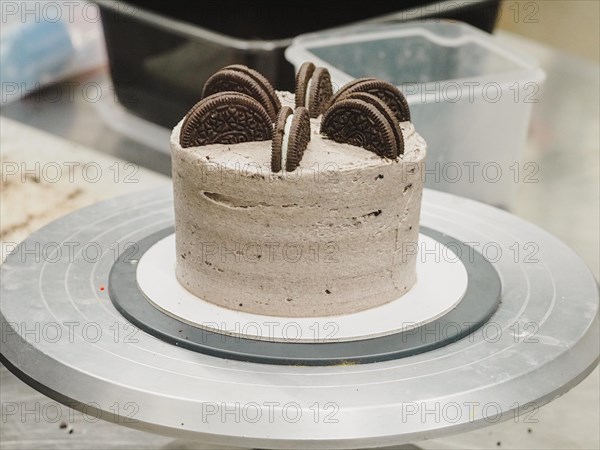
[0, 116, 169, 260]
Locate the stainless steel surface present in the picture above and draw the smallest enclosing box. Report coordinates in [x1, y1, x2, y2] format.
[0, 70, 172, 176]
[1, 186, 598, 449]
[502, 32, 600, 279]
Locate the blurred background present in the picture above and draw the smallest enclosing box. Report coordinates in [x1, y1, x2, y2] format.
[498, 0, 599, 61]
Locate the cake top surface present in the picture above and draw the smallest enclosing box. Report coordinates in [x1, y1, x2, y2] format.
[172, 92, 426, 176]
[174, 63, 426, 176]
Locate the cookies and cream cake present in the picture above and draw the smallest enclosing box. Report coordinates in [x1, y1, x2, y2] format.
[171, 63, 427, 317]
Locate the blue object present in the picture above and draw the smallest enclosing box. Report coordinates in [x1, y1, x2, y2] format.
[1, 19, 74, 103]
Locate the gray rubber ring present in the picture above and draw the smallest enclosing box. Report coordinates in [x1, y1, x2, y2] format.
[108, 226, 501, 365]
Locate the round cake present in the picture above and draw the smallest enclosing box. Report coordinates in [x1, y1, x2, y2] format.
[170, 64, 427, 317]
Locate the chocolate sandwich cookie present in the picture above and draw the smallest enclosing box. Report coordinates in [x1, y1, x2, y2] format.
[329, 78, 411, 122]
[295, 62, 333, 118]
[271, 106, 293, 172]
[271, 106, 311, 172]
[202, 65, 281, 120]
[328, 77, 377, 106]
[294, 62, 315, 105]
[344, 92, 404, 155]
[180, 92, 272, 148]
[320, 98, 400, 159]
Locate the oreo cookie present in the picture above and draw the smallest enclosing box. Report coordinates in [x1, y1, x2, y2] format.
[344, 92, 404, 155]
[271, 106, 311, 172]
[180, 92, 272, 148]
[320, 98, 400, 159]
[202, 65, 281, 120]
[271, 106, 293, 172]
[329, 77, 376, 104]
[295, 62, 333, 118]
[329, 78, 410, 122]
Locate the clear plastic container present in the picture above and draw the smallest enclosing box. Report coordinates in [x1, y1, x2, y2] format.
[285, 21, 545, 207]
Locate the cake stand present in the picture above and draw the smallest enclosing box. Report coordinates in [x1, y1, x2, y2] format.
[1, 186, 598, 449]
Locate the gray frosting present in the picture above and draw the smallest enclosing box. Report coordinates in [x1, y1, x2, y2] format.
[171, 94, 427, 317]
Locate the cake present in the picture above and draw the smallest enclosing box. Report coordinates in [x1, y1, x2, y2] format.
[170, 63, 427, 317]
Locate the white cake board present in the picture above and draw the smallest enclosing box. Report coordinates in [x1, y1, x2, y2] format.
[137, 233, 468, 342]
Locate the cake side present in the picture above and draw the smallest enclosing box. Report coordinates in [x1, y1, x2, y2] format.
[171, 106, 426, 317]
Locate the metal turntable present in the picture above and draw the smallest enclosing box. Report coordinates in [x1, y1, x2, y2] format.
[1, 186, 598, 449]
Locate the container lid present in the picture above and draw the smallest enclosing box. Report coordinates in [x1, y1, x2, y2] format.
[285, 21, 545, 104]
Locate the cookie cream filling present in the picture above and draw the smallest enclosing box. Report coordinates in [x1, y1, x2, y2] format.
[281, 113, 294, 169]
[304, 78, 312, 111]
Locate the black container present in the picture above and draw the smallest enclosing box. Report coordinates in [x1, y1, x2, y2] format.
[98, 0, 500, 128]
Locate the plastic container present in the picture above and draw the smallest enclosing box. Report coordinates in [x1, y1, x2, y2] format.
[286, 21, 545, 207]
